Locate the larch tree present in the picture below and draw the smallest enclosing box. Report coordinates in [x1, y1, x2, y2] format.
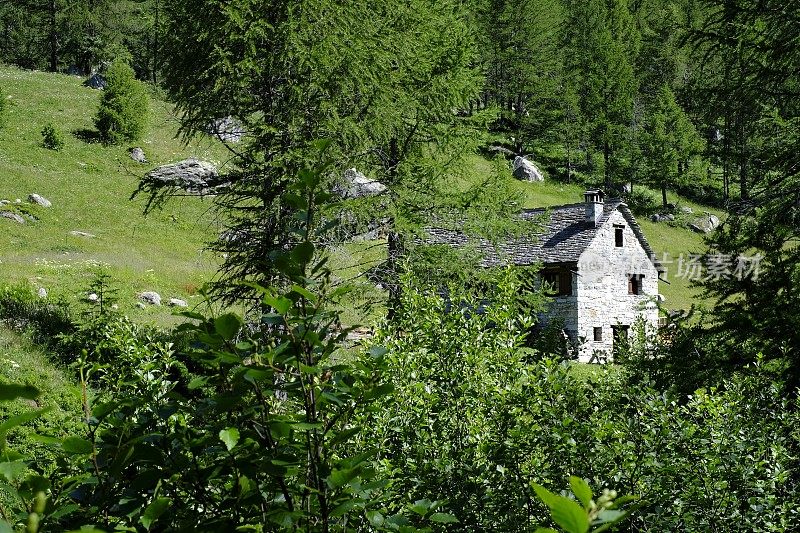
[563, 0, 639, 189]
[136, 0, 514, 312]
[641, 84, 703, 207]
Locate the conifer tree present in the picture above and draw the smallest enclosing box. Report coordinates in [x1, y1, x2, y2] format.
[137, 0, 495, 307]
[641, 85, 702, 207]
[563, 0, 639, 189]
[95, 58, 149, 144]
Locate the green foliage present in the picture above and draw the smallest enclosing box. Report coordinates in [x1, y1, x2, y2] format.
[640, 85, 703, 207]
[29, 156, 448, 531]
[141, 0, 488, 306]
[563, 0, 639, 188]
[94, 58, 149, 144]
[533, 476, 637, 533]
[40, 123, 64, 151]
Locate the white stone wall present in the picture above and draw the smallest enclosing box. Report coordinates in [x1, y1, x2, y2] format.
[574, 210, 660, 362]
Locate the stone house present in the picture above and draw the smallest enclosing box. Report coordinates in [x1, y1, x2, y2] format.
[427, 190, 664, 362]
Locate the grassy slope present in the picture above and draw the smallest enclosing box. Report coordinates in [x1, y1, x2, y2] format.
[0, 66, 230, 324]
[0, 327, 82, 467]
[464, 154, 720, 310]
[0, 66, 716, 330]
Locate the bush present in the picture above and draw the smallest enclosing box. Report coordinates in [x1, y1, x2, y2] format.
[624, 187, 659, 217]
[40, 123, 64, 150]
[94, 58, 149, 144]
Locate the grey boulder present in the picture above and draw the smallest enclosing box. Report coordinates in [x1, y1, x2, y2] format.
[28, 193, 51, 208]
[512, 156, 544, 182]
[690, 213, 721, 234]
[335, 168, 387, 199]
[139, 291, 162, 306]
[37, 287, 47, 299]
[168, 298, 188, 308]
[0, 211, 25, 224]
[207, 117, 245, 143]
[84, 73, 107, 90]
[70, 230, 96, 238]
[130, 147, 147, 163]
[143, 159, 220, 194]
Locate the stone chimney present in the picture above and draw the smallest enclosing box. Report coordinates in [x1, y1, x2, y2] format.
[584, 189, 604, 227]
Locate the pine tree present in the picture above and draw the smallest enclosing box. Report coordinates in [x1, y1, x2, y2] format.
[641, 85, 702, 207]
[136, 0, 490, 307]
[476, 0, 564, 154]
[563, 0, 639, 189]
[95, 58, 149, 144]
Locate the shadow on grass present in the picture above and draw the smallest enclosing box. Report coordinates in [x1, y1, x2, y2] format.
[71, 128, 103, 144]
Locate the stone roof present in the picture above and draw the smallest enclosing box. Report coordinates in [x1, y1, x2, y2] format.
[426, 199, 664, 272]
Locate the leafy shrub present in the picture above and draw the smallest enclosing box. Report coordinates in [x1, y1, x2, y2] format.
[624, 187, 659, 217]
[94, 58, 149, 144]
[40, 123, 64, 150]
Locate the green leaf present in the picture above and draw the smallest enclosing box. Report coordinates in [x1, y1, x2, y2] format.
[219, 428, 240, 451]
[533, 483, 589, 533]
[368, 346, 388, 359]
[263, 295, 293, 314]
[290, 241, 315, 265]
[0, 461, 27, 483]
[290, 284, 317, 303]
[329, 498, 361, 517]
[595, 509, 626, 524]
[0, 407, 50, 437]
[534, 529, 559, 533]
[187, 376, 209, 390]
[328, 467, 359, 489]
[570, 476, 592, 509]
[215, 313, 242, 341]
[269, 421, 291, 439]
[0, 384, 39, 401]
[140, 497, 171, 531]
[430, 513, 459, 524]
[409, 499, 433, 516]
[366, 510, 384, 527]
[62, 436, 93, 455]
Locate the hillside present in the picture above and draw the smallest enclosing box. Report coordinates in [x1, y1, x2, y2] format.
[0, 66, 229, 323]
[0, 66, 716, 329]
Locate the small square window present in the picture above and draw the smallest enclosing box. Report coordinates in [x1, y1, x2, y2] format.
[593, 327, 603, 342]
[614, 226, 624, 247]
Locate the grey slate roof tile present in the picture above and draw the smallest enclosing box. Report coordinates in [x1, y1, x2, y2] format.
[426, 199, 664, 271]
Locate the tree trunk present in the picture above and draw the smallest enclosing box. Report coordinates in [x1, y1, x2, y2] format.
[48, 0, 57, 72]
[603, 139, 611, 190]
[386, 229, 401, 320]
[152, 0, 160, 84]
[662, 183, 668, 208]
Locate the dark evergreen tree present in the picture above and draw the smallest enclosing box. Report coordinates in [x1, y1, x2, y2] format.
[476, 0, 564, 155]
[684, 1, 800, 390]
[641, 84, 703, 206]
[135, 0, 499, 309]
[563, 0, 640, 189]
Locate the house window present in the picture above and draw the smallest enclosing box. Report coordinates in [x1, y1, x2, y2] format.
[628, 274, 644, 295]
[614, 225, 624, 247]
[593, 327, 603, 342]
[542, 269, 572, 296]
